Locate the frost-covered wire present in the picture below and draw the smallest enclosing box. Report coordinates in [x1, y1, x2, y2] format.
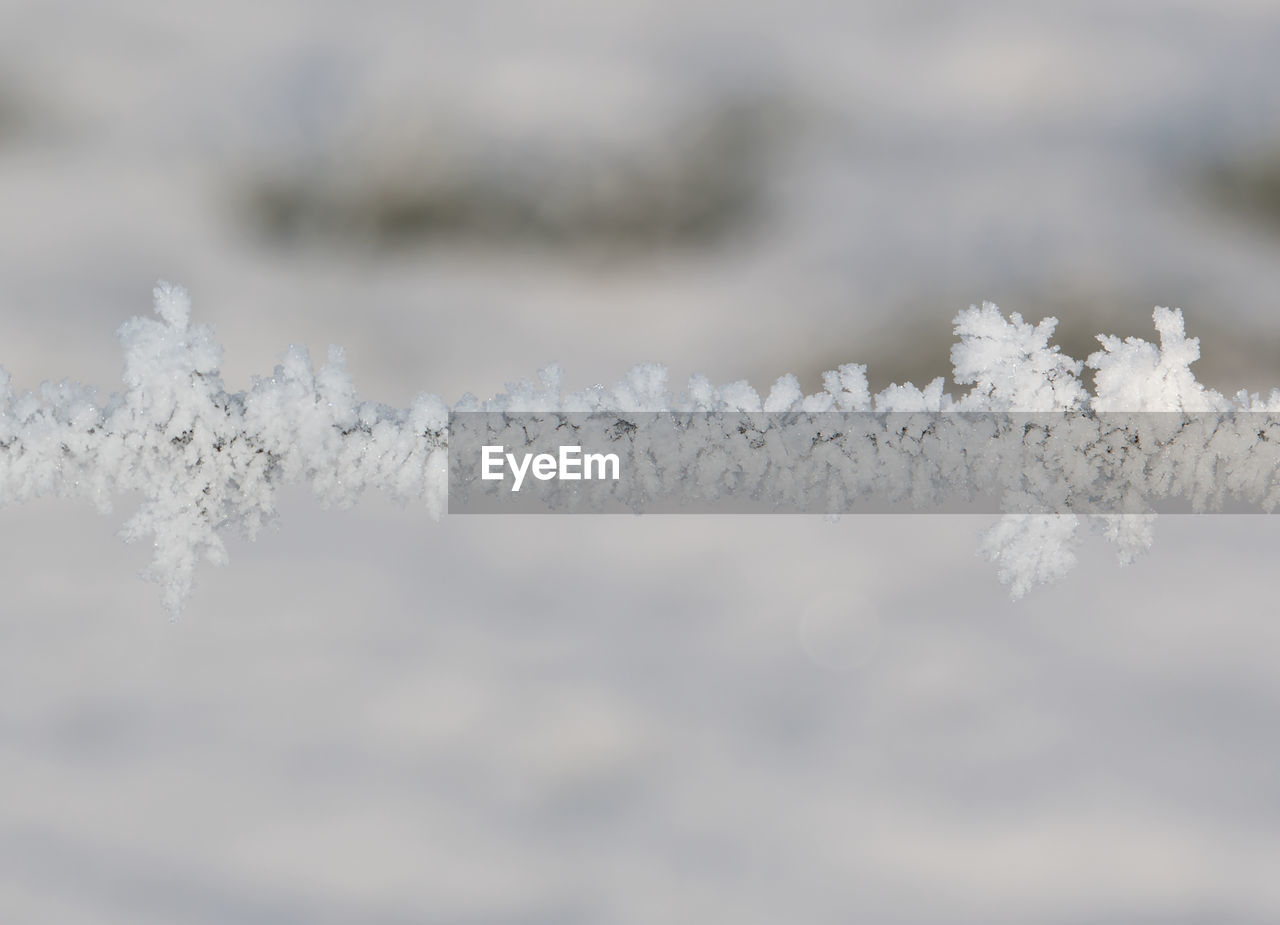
[2, 282, 1277, 610]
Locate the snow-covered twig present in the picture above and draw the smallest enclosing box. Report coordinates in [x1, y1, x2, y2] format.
[2, 283, 1276, 610]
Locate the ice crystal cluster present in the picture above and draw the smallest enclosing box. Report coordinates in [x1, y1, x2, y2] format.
[1, 282, 1277, 610]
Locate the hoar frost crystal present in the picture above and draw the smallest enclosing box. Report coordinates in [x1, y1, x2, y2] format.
[2, 282, 1278, 610]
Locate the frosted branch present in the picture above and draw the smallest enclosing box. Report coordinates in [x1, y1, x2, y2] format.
[2, 283, 1277, 610]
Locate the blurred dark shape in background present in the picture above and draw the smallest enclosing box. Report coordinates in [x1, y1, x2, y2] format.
[0, 76, 26, 142]
[1202, 144, 1280, 237]
[241, 94, 791, 256]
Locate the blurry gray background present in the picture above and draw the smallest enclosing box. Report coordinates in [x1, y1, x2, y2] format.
[3, 1, 1280, 922]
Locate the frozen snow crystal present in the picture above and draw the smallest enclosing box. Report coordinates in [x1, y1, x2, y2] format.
[951, 304, 1086, 411]
[978, 511, 1081, 600]
[1087, 307, 1228, 413]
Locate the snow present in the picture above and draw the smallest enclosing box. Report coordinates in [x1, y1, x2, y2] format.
[4, 285, 1278, 608]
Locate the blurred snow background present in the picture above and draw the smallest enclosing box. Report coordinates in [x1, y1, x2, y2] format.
[4, 0, 1280, 921]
